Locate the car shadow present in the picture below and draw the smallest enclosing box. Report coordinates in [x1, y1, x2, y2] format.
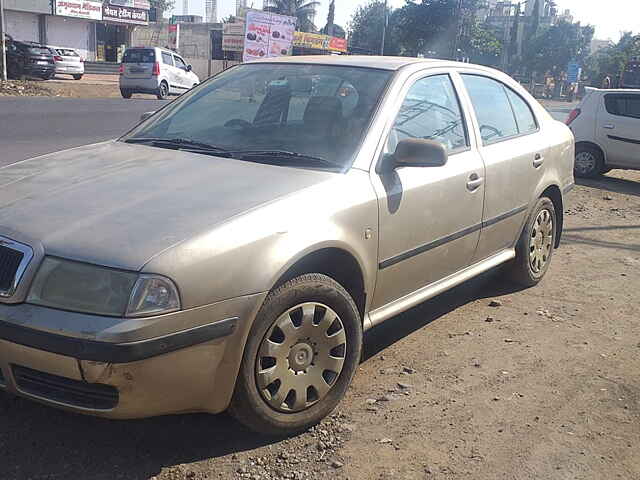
[562, 224, 640, 253]
[577, 175, 640, 197]
[0, 270, 525, 480]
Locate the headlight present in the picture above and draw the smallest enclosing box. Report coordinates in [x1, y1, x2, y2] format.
[27, 257, 181, 318]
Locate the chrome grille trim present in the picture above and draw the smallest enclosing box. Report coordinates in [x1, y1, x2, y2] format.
[0, 236, 34, 298]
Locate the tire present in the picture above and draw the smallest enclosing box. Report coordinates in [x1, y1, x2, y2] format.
[574, 144, 604, 178]
[508, 197, 557, 288]
[120, 89, 133, 99]
[73, 74, 83, 80]
[229, 274, 363, 435]
[42, 73, 54, 80]
[157, 81, 169, 100]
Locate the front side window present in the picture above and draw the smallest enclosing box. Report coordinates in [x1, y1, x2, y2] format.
[462, 75, 519, 145]
[161, 52, 173, 65]
[387, 74, 468, 154]
[605, 94, 640, 119]
[174, 56, 187, 70]
[123, 63, 392, 170]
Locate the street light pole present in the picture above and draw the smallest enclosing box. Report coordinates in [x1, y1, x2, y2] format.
[0, 0, 7, 81]
[380, 0, 388, 56]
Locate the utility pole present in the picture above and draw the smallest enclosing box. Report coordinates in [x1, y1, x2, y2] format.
[380, 0, 388, 56]
[0, 0, 7, 81]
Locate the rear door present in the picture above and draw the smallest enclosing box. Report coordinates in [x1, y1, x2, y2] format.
[172, 55, 191, 90]
[123, 48, 156, 79]
[459, 73, 545, 262]
[597, 92, 640, 168]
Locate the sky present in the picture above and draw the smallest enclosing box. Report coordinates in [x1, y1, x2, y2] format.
[176, 0, 639, 42]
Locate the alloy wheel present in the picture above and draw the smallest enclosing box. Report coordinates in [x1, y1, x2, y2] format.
[575, 151, 596, 176]
[256, 302, 347, 413]
[529, 208, 554, 273]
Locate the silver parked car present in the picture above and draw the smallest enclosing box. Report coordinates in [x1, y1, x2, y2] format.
[48, 46, 84, 80]
[0, 57, 574, 434]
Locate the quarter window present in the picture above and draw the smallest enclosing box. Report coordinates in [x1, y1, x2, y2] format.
[605, 94, 640, 119]
[462, 75, 519, 145]
[387, 75, 468, 154]
[161, 52, 173, 65]
[506, 88, 538, 134]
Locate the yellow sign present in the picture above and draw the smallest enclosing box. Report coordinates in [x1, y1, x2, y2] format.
[293, 32, 347, 53]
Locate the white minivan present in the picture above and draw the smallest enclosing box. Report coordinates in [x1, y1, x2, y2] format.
[119, 47, 200, 100]
[568, 87, 640, 178]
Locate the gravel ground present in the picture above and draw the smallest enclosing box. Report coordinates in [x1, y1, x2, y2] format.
[1, 170, 639, 480]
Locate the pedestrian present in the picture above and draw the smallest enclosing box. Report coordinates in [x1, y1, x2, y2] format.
[602, 75, 612, 89]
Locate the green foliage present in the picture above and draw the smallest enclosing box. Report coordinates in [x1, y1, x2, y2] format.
[263, 0, 321, 33]
[222, 15, 237, 24]
[348, 1, 399, 55]
[466, 23, 503, 66]
[149, 0, 174, 12]
[585, 33, 640, 87]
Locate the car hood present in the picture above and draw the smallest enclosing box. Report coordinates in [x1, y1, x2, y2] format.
[0, 141, 334, 270]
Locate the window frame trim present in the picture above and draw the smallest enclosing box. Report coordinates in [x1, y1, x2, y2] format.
[459, 73, 541, 147]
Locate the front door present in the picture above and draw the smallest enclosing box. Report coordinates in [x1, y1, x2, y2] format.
[370, 73, 485, 310]
[597, 92, 640, 168]
[173, 55, 191, 91]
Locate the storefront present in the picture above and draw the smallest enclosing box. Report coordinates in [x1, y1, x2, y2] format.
[97, 2, 150, 62]
[4, 0, 51, 43]
[50, 0, 102, 59]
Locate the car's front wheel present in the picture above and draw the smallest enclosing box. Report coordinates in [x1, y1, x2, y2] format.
[230, 274, 362, 435]
[73, 74, 83, 80]
[508, 197, 557, 287]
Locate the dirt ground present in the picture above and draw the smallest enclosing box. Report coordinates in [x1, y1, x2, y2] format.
[1, 170, 639, 480]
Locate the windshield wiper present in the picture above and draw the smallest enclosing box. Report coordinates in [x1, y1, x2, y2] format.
[228, 150, 343, 169]
[125, 137, 230, 154]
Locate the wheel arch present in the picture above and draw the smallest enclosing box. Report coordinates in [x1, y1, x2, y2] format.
[540, 184, 563, 248]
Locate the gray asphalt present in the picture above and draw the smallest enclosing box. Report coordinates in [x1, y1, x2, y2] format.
[0, 97, 167, 167]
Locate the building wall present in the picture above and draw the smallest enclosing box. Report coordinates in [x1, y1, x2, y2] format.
[46, 16, 94, 60]
[5, 0, 51, 14]
[5, 10, 41, 42]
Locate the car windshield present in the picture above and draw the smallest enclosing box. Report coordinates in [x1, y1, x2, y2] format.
[123, 63, 392, 170]
[123, 49, 155, 63]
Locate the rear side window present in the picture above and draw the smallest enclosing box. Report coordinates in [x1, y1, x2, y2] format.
[56, 48, 79, 56]
[174, 56, 187, 69]
[161, 52, 173, 65]
[123, 49, 155, 63]
[605, 94, 640, 119]
[462, 75, 519, 145]
[506, 89, 538, 134]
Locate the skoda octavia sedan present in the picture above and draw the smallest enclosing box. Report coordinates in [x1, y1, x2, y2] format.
[0, 57, 574, 434]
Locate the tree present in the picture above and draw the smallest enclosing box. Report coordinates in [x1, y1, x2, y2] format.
[466, 23, 503, 66]
[324, 0, 335, 37]
[348, 1, 399, 55]
[585, 32, 640, 87]
[263, 0, 320, 33]
[149, 0, 175, 13]
[222, 15, 237, 24]
[509, 2, 522, 69]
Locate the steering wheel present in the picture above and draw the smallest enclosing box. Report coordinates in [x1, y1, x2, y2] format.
[224, 119, 252, 129]
[480, 125, 502, 141]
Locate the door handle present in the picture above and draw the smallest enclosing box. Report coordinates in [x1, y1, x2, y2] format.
[533, 153, 545, 168]
[603, 124, 615, 130]
[466, 174, 484, 191]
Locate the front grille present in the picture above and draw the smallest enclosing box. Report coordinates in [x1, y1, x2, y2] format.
[0, 245, 24, 294]
[12, 365, 119, 410]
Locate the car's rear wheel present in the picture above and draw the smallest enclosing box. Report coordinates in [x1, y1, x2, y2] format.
[41, 73, 54, 80]
[230, 274, 362, 435]
[574, 145, 604, 178]
[157, 81, 169, 100]
[73, 74, 83, 80]
[120, 89, 133, 99]
[508, 197, 557, 287]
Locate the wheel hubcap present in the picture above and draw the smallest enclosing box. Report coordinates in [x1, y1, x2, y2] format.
[256, 302, 347, 413]
[529, 208, 554, 273]
[575, 151, 596, 175]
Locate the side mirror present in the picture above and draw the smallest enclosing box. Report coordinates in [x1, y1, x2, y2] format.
[140, 111, 155, 122]
[378, 139, 448, 173]
[186, 64, 192, 72]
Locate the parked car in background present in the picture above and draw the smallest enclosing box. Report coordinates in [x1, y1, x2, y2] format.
[47, 46, 84, 80]
[0, 57, 574, 435]
[119, 47, 200, 100]
[567, 87, 640, 177]
[6, 39, 55, 80]
[620, 59, 640, 89]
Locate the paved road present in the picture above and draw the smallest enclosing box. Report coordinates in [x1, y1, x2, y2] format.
[0, 97, 166, 167]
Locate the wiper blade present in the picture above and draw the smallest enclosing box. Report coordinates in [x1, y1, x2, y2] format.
[228, 150, 343, 169]
[125, 137, 229, 153]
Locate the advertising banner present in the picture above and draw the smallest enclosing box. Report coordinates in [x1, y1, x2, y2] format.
[103, 4, 149, 25]
[293, 32, 348, 53]
[243, 10, 296, 62]
[109, 0, 151, 9]
[55, 1, 103, 21]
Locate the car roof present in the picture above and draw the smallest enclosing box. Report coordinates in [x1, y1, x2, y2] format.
[587, 87, 640, 94]
[247, 55, 473, 71]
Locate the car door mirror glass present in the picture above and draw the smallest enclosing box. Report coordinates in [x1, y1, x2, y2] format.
[186, 64, 192, 72]
[390, 138, 448, 170]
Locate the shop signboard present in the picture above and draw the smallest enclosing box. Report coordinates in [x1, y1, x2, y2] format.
[109, 0, 151, 9]
[293, 32, 348, 53]
[103, 4, 149, 25]
[55, 1, 103, 20]
[243, 10, 296, 62]
[223, 22, 245, 52]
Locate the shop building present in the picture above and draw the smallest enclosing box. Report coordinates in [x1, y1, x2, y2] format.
[4, 0, 51, 43]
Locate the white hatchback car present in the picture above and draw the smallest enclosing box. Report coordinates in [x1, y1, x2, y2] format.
[48, 46, 84, 80]
[568, 87, 640, 177]
[119, 47, 200, 100]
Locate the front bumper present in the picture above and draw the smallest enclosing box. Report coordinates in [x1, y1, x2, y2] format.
[0, 292, 266, 418]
